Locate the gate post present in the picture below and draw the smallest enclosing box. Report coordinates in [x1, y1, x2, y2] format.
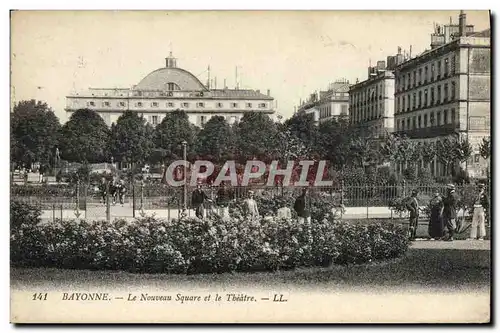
[76, 179, 80, 216]
[340, 180, 344, 219]
[140, 180, 144, 210]
[366, 184, 369, 219]
[132, 182, 136, 218]
[84, 184, 87, 219]
[106, 181, 111, 222]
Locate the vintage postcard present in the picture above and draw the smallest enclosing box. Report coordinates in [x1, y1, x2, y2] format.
[10, 10, 491, 323]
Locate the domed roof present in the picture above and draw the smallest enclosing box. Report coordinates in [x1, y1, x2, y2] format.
[134, 67, 208, 91]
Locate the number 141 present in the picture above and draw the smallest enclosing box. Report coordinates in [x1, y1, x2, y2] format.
[32, 293, 48, 301]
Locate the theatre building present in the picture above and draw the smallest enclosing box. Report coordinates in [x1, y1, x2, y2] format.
[65, 53, 276, 127]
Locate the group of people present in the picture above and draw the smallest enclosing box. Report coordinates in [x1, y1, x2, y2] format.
[190, 182, 250, 219]
[99, 177, 127, 206]
[407, 183, 489, 242]
[190, 183, 312, 223]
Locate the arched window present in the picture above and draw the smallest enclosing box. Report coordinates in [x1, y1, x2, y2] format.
[166, 82, 181, 91]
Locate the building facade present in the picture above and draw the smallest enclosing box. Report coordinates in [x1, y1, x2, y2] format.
[393, 12, 490, 178]
[65, 53, 275, 127]
[297, 79, 351, 124]
[349, 61, 397, 138]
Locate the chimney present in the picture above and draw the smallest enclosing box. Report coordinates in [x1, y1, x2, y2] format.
[256, 89, 260, 94]
[459, 10, 467, 37]
[267, 89, 270, 96]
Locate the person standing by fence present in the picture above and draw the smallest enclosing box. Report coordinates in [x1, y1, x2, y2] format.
[99, 177, 108, 205]
[216, 182, 233, 219]
[192, 183, 208, 219]
[469, 183, 489, 241]
[244, 190, 260, 220]
[406, 189, 419, 241]
[442, 184, 459, 242]
[294, 188, 311, 225]
[428, 192, 444, 240]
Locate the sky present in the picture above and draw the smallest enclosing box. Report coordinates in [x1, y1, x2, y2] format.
[11, 10, 490, 122]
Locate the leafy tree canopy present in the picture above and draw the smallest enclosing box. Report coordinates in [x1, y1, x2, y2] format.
[59, 109, 110, 163]
[109, 111, 154, 165]
[10, 99, 61, 167]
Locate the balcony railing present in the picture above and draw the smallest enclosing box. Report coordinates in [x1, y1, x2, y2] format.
[394, 123, 460, 139]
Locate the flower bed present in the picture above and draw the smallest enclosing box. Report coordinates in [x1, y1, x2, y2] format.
[11, 200, 409, 274]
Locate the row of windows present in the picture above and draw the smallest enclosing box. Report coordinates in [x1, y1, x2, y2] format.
[396, 81, 457, 113]
[88, 101, 268, 109]
[319, 104, 349, 119]
[144, 114, 241, 127]
[351, 103, 385, 123]
[396, 54, 456, 92]
[350, 84, 386, 104]
[319, 105, 332, 119]
[396, 108, 456, 131]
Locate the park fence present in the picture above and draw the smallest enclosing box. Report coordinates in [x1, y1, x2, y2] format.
[11, 182, 486, 222]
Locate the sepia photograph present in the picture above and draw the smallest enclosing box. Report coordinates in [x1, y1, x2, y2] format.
[9, 9, 491, 324]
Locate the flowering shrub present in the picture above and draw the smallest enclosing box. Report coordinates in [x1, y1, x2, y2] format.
[11, 201, 41, 229]
[11, 201, 409, 274]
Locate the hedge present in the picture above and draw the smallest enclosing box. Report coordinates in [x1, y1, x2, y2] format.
[11, 200, 409, 274]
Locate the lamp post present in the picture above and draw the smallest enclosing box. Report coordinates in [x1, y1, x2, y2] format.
[181, 140, 188, 215]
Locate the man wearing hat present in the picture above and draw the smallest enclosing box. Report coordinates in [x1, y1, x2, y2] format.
[406, 189, 420, 240]
[442, 184, 459, 241]
[191, 182, 209, 219]
[469, 183, 489, 240]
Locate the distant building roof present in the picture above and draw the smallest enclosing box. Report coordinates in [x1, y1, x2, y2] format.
[134, 67, 208, 91]
[470, 28, 491, 37]
[210, 89, 273, 100]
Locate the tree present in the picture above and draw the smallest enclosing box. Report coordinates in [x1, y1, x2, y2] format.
[379, 134, 401, 164]
[454, 139, 473, 165]
[195, 116, 234, 163]
[394, 136, 416, 167]
[59, 109, 110, 163]
[153, 110, 196, 160]
[283, 112, 319, 152]
[348, 136, 381, 168]
[235, 112, 278, 159]
[109, 111, 154, 167]
[315, 118, 354, 169]
[420, 141, 436, 169]
[479, 137, 491, 160]
[10, 100, 61, 168]
[436, 137, 457, 176]
[273, 126, 310, 162]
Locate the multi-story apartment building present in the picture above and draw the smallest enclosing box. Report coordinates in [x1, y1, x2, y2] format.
[297, 78, 351, 124]
[393, 11, 490, 178]
[349, 57, 401, 138]
[65, 53, 275, 127]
